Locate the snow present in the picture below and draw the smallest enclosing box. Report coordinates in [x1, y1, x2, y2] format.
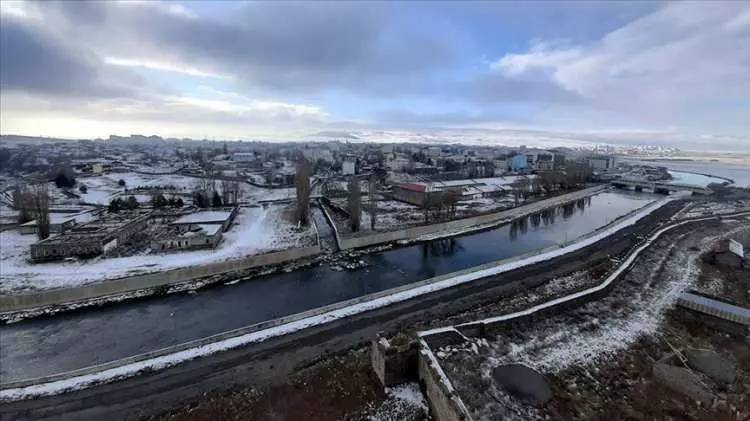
[0, 193, 684, 400]
[366, 383, 429, 421]
[172, 211, 232, 224]
[197, 224, 222, 236]
[0, 205, 314, 294]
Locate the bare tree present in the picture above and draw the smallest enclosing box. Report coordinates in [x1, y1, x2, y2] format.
[30, 183, 50, 240]
[12, 185, 34, 223]
[347, 176, 361, 232]
[220, 179, 242, 206]
[368, 174, 377, 230]
[295, 159, 312, 226]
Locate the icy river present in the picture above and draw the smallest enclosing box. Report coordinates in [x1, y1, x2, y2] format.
[1, 190, 659, 383]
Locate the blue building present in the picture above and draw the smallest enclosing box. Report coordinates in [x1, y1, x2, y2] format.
[510, 154, 527, 172]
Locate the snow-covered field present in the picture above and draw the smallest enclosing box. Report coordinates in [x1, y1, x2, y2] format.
[0, 205, 314, 294]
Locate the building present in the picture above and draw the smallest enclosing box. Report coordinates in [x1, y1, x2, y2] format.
[169, 208, 238, 233]
[30, 212, 150, 262]
[342, 158, 357, 175]
[392, 178, 513, 207]
[19, 214, 77, 235]
[510, 154, 527, 172]
[392, 183, 428, 206]
[150, 223, 223, 251]
[233, 152, 256, 162]
[588, 156, 616, 170]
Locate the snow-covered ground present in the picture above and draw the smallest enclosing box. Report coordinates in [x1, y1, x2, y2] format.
[434, 219, 750, 421]
[0, 205, 314, 294]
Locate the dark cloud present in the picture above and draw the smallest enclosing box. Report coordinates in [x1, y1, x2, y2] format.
[41, 1, 457, 93]
[0, 16, 138, 98]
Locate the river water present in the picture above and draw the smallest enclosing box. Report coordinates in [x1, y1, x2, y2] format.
[0, 190, 658, 382]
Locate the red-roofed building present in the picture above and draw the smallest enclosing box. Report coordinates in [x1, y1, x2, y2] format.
[393, 182, 429, 206]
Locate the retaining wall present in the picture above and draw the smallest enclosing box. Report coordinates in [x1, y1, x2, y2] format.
[418, 344, 473, 421]
[0, 245, 320, 313]
[338, 185, 608, 250]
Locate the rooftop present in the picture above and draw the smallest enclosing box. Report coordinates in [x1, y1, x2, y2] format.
[172, 210, 233, 225]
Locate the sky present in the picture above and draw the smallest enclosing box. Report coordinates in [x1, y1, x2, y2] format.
[1, 1, 749, 152]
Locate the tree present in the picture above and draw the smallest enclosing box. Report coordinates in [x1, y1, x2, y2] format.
[295, 159, 312, 226]
[126, 195, 139, 210]
[347, 176, 361, 232]
[12, 185, 34, 224]
[78, 184, 88, 194]
[118, 179, 126, 187]
[220, 179, 241, 206]
[212, 191, 223, 208]
[151, 193, 168, 208]
[368, 174, 377, 230]
[109, 198, 122, 213]
[30, 183, 50, 240]
[54, 169, 76, 188]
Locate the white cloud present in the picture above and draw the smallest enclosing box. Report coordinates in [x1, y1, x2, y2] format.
[491, 2, 750, 136]
[0, 1, 42, 20]
[114, 1, 197, 20]
[166, 96, 327, 119]
[104, 57, 227, 79]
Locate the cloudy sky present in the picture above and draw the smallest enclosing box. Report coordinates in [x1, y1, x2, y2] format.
[1, 1, 748, 151]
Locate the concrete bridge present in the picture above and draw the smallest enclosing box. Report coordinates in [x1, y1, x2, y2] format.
[612, 179, 713, 195]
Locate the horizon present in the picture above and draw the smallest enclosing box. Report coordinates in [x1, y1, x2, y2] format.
[1, 1, 749, 153]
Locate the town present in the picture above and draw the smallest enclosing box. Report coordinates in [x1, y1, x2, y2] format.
[1, 132, 749, 421]
[2, 1, 749, 420]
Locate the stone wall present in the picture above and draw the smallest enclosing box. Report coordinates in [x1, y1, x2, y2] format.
[0, 245, 321, 313]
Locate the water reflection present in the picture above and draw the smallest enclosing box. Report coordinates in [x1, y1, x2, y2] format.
[422, 238, 461, 257]
[510, 196, 594, 241]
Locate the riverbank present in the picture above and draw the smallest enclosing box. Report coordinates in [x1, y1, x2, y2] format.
[0, 193, 682, 400]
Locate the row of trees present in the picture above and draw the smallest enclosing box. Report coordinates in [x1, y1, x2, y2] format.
[150, 193, 184, 208]
[12, 184, 50, 240]
[191, 177, 242, 209]
[108, 196, 140, 213]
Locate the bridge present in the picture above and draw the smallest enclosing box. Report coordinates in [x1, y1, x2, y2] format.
[611, 179, 713, 195]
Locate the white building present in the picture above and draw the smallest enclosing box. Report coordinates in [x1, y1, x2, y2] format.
[342, 159, 356, 175]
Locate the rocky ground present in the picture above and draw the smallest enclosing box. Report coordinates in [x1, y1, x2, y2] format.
[436, 216, 750, 421]
[149, 348, 429, 421]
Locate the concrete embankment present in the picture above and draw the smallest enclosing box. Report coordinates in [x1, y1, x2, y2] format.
[0, 245, 321, 314]
[337, 185, 609, 250]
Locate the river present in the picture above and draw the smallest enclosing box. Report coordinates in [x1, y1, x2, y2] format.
[0, 190, 658, 383]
